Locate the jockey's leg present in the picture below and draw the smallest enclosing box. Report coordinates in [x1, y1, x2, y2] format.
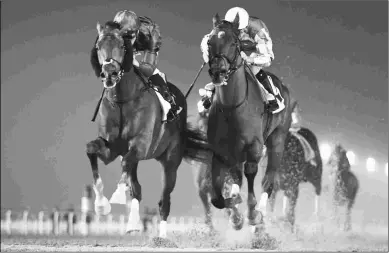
[139, 51, 179, 121]
[149, 70, 180, 121]
[255, 69, 285, 114]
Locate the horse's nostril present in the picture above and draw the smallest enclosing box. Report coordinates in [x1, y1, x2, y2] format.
[100, 72, 106, 78]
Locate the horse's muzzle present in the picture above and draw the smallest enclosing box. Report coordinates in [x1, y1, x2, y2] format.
[209, 69, 228, 85]
[100, 71, 123, 89]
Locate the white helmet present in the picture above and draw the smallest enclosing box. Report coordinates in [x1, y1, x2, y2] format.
[224, 7, 249, 29]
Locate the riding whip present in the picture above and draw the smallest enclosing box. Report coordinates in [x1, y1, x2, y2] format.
[184, 62, 206, 99]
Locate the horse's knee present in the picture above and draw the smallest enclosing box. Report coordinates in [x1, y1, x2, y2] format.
[244, 162, 258, 175]
[86, 138, 107, 154]
[86, 141, 100, 154]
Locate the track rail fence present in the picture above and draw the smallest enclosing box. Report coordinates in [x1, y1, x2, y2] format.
[0, 208, 222, 236]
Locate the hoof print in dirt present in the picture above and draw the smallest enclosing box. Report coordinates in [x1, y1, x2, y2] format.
[251, 233, 278, 250]
[150, 237, 178, 248]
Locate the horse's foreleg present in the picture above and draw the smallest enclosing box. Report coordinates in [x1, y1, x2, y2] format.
[210, 156, 227, 209]
[226, 163, 244, 230]
[244, 161, 262, 233]
[119, 153, 142, 233]
[157, 156, 180, 239]
[86, 137, 117, 215]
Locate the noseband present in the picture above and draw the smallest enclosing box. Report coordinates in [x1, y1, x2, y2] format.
[207, 28, 244, 86]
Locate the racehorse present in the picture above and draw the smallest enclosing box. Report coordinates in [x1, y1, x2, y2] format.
[268, 103, 323, 231]
[198, 13, 294, 233]
[86, 21, 206, 239]
[327, 144, 359, 231]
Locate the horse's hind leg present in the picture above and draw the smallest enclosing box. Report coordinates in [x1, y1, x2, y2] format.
[284, 186, 299, 233]
[344, 199, 355, 231]
[199, 188, 213, 230]
[86, 137, 118, 215]
[262, 129, 287, 218]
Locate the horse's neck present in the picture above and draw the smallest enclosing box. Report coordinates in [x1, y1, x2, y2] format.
[215, 67, 247, 107]
[108, 68, 144, 102]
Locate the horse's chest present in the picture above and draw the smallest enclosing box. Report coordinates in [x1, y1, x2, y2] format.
[99, 100, 139, 142]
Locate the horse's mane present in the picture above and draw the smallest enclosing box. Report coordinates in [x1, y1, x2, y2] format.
[90, 21, 134, 77]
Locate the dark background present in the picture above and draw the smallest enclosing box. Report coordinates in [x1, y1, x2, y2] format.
[1, 0, 388, 223]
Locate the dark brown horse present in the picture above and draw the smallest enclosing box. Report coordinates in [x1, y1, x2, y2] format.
[327, 144, 359, 231]
[86, 21, 206, 239]
[200, 14, 294, 233]
[268, 104, 323, 231]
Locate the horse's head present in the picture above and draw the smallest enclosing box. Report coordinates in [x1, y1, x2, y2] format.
[95, 21, 133, 88]
[327, 143, 348, 173]
[207, 13, 243, 85]
[291, 100, 302, 126]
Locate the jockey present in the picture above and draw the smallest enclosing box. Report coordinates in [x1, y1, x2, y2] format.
[90, 10, 179, 121]
[198, 7, 285, 114]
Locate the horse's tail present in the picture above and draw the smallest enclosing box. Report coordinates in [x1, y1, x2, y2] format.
[183, 123, 213, 164]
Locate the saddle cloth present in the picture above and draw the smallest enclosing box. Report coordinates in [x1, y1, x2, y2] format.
[289, 127, 317, 166]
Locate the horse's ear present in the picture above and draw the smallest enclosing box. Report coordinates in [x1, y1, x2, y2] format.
[96, 22, 104, 36]
[212, 13, 221, 28]
[232, 13, 240, 29]
[292, 100, 299, 111]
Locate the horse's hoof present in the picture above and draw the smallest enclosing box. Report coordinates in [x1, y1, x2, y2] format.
[126, 221, 142, 233]
[150, 237, 178, 248]
[250, 224, 266, 235]
[94, 196, 111, 215]
[229, 212, 244, 230]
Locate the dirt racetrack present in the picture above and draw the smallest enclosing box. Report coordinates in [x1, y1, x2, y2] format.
[2, 218, 388, 252]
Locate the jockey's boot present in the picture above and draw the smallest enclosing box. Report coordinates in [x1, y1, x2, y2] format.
[255, 70, 285, 114]
[149, 74, 179, 122]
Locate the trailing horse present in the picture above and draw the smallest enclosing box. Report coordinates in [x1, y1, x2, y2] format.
[268, 112, 323, 231]
[86, 21, 206, 239]
[187, 13, 295, 234]
[327, 144, 359, 231]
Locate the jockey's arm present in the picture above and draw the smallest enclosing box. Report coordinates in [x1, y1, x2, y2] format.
[243, 18, 274, 67]
[137, 17, 163, 77]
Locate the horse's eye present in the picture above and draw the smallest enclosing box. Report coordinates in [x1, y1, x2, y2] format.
[112, 71, 118, 76]
[100, 72, 105, 78]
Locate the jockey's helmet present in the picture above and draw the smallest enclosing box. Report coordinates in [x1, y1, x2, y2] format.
[114, 10, 140, 37]
[224, 7, 249, 30]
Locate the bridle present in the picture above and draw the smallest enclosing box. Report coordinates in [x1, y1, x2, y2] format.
[207, 24, 244, 86]
[95, 33, 127, 89]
